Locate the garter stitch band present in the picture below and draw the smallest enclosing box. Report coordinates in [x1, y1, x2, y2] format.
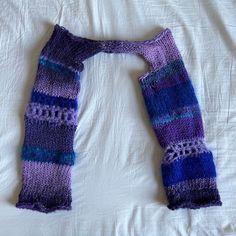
[16, 24, 222, 213]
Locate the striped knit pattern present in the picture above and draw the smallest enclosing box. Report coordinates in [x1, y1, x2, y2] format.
[139, 32, 222, 209]
[16, 55, 80, 213]
[16, 24, 221, 213]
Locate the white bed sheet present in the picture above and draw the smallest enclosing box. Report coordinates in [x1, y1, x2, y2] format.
[0, 0, 236, 235]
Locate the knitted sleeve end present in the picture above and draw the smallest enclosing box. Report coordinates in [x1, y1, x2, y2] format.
[162, 150, 222, 210]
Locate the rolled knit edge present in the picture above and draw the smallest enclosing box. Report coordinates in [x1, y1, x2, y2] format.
[16, 161, 72, 213]
[166, 189, 222, 210]
[16, 202, 71, 213]
[164, 176, 222, 210]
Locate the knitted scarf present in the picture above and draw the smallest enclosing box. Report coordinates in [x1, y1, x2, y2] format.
[16, 24, 222, 213]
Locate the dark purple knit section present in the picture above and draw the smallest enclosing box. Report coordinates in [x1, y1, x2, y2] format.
[24, 117, 76, 152]
[153, 117, 204, 148]
[167, 188, 222, 210]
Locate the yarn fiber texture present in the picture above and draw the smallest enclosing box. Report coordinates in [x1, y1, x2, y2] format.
[16, 24, 222, 213]
[138, 31, 222, 209]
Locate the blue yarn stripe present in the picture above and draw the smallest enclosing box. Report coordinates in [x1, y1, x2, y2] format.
[143, 80, 198, 118]
[31, 91, 78, 109]
[161, 152, 216, 186]
[22, 145, 75, 166]
[152, 108, 201, 126]
[39, 57, 80, 80]
[140, 59, 185, 88]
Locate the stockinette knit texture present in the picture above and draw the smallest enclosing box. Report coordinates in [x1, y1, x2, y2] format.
[16, 24, 222, 213]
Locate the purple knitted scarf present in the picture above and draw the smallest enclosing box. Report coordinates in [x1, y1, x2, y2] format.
[16, 24, 222, 213]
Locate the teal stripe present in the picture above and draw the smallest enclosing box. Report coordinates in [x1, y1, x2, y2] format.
[141, 59, 185, 88]
[152, 108, 201, 126]
[39, 57, 80, 80]
[22, 145, 76, 166]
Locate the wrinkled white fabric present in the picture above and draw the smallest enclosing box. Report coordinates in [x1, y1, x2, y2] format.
[0, 0, 236, 235]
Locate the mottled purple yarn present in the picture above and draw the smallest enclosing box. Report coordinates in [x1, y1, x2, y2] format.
[138, 27, 222, 209]
[16, 24, 221, 213]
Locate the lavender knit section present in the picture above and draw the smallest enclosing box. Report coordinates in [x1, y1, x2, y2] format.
[25, 102, 77, 126]
[16, 161, 72, 213]
[33, 64, 80, 99]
